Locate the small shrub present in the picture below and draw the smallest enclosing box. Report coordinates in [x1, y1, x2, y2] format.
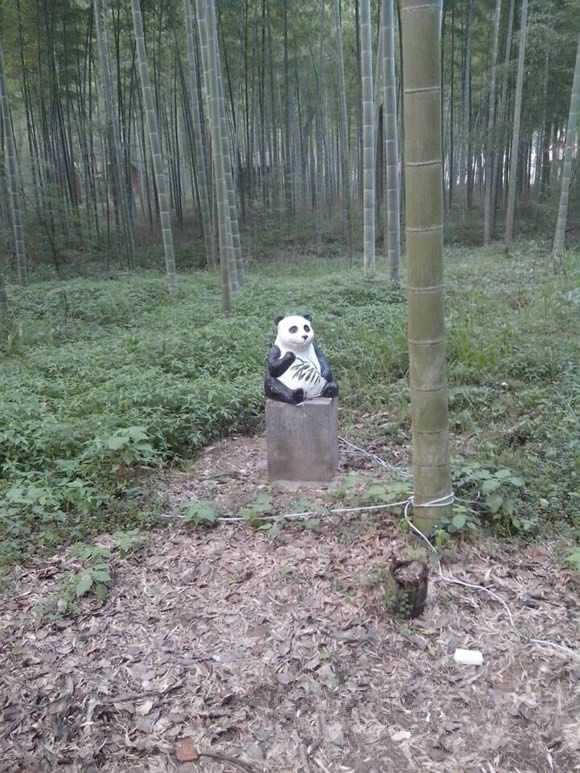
[451, 462, 536, 536]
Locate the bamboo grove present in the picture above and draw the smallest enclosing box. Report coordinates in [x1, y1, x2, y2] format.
[0, 0, 578, 298]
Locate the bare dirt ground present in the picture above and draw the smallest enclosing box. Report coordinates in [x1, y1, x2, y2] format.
[1, 434, 578, 773]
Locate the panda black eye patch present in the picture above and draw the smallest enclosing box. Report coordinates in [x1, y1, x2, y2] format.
[304, 325, 311, 332]
[289, 325, 298, 334]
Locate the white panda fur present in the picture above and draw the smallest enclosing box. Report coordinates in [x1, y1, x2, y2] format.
[274, 315, 327, 399]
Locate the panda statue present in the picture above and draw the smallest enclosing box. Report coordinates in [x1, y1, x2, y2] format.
[264, 313, 339, 405]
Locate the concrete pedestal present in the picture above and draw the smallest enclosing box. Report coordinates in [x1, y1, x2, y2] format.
[266, 398, 338, 483]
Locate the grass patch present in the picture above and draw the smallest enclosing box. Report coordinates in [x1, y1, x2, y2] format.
[1, 240, 578, 565]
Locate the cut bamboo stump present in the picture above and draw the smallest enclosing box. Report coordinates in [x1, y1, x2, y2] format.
[266, 398, 338, 483]
[386, 559, 429, 619]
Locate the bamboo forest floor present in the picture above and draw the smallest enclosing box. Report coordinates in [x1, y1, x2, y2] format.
[1, 432, 578, 773]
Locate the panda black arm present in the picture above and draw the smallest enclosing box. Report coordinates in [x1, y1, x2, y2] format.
[267, 345, 296, 377]
[314, 345, 333, 380]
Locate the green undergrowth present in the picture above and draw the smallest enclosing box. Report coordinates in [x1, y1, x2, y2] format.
[0, 240, 578, 567]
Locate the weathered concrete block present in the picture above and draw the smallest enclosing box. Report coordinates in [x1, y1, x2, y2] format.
[266, 398, 338, 483]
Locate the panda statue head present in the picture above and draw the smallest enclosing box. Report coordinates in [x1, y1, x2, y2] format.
[274, 313, 314, 354]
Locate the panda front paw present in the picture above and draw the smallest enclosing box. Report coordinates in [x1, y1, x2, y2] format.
[292, 388, 305, 404]
[322, 381, 339, 398]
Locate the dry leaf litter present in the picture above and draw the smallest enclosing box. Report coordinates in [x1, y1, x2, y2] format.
[1, 434, 578, 773]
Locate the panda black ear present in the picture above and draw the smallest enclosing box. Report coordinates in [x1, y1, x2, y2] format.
[274, 315, 284, 326]
[303, 313, 312, 321]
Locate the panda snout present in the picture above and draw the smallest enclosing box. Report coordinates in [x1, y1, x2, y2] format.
[302, 334, 309, 340]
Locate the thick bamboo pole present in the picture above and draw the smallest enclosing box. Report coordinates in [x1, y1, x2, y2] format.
[401, 0, 452, 532]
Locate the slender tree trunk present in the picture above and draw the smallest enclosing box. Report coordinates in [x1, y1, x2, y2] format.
[333, 0, 353, 259]
[131, 0, 177, 294]
[448, 2, 455, 209]
[360, 0, 375, 273]
[0, 270, 8, 317]
[212, 0, 243, 290]
[401, 0, 451, 533]
[541, 118, 552, 198]
[283, 0, 293, 220]
[197, 0, 232, 312]
[355, 0, 364, 202]
[483, 0, 501, 245]
[553, 34, 580, 266]
[314, 0, 326, 253]
[94, 0, 135, 270]
[533, 53, 549, 200]
[184, 0, 214, 265]
[457, 0, 472, 223]
[492, 0, 515, 234]
[465, 27, 474, 210]
[504, 0, 528, 245]
[382, 0, 401, 284]
[0, 37, 26, 286]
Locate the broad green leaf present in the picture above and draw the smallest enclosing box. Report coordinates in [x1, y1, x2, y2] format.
[75, 571, 93, 598]
[486, 493, 503, 513]
[242, 493, 272, 518]
[481, 478, 500, 494]
[113, 529, 143, 555]
[94, 583, 109, 602]
[185, 500, 217, 526]
[565, 548, 580, 572]
[452, 513, 467, 529]
[252, 493, 272, 510]
[91, 568, 111, 584]
[126, 426, 148, 442]
[107, 434, 128, 450]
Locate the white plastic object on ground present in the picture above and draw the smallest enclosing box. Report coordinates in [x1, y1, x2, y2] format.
[454, 648, 484, 666]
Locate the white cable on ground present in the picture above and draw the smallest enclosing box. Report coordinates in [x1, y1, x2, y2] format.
[159, 499, 411, 523]
[338, 435, 412, 478]
[402, 496, 515, 629]
[216, 499, 410, 523]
